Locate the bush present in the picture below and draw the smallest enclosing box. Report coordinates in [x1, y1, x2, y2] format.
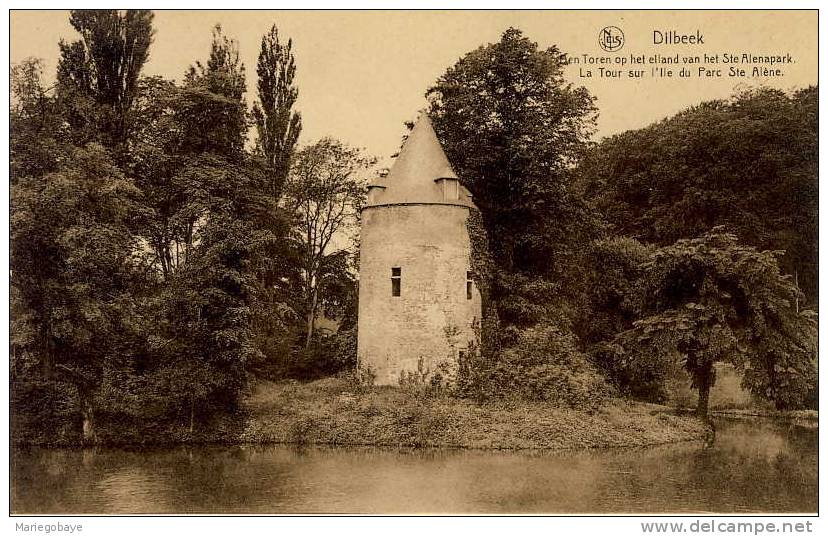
[458, 323, 613, 408]
[590, 341, 669, 403]
[283, 327, 358, 380]
[398, 356, 454, 398]
[11, 376, 80, 445]
[338, 364, 375, 395]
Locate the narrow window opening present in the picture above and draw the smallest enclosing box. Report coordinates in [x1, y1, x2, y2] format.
[466, 270, 473, 300]
[391, 267, 401, 297]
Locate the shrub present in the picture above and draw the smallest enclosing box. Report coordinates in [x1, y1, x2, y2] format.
[399, 356, 454, 398]
[458, 323, 613, 408]
[285, 327, 358, 380]
[339, 364, 375, 395]
[590, 340, 669, 403]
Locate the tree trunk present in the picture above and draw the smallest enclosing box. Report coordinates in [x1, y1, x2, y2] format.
[189, 394, 195, 434]
[78, 386, 97, 445]
[305, 284, 318, 349]
[41, 325, 54, 378]
[696, 383, 710, 419]
[695, 361, 714, 419]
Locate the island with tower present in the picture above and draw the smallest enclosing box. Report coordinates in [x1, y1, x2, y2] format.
[357, 115, 482, 385]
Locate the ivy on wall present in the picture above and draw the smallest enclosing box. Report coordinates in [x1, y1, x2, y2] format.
[466, 208, 499, 359]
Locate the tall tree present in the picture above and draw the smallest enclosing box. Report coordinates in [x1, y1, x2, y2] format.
[426, 27, 601, 334]
[284, 138, 373, 347]
[130, 25, 252, 281]
[252, 24, 302, 200]
[56, 9, 154, 148]
[618, 228, 817, 417]
[11, 144, 143, 442]
[125, 25, 280, 423]
[182, 24, 248, 160]
[11, 58, 67, 183]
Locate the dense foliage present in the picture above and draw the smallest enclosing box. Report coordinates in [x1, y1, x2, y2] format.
[426, 28, 816, 412]
[426, 28, 609, 399]
[10, 18, 818, 446]
[617, 229, 817, 416]
[428, 29, 603, 338]
[578, 87, 818, 304]
[11, 11, 364, 444]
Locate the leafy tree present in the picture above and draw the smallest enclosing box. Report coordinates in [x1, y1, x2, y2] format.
[582, 237, 670, 402]
[183, 24, 248, 159]
[122, 25, 286, 421]
[252, 24, 302, 200]
[426, 28, 601, 333]
[11, 58, 68, 183]
[11, 13, 302, 442]
[578, 87, 818, 305]
[427, 27, 597, 272]
[618, 228, 817, 417]
[155, 209, 274, 422]
[284, 138, 374, 347]
[129, 26, 253, 280]
[56, 9, 154, 148]
[245, 24, 306, 375]
[11, 145, 143, 442]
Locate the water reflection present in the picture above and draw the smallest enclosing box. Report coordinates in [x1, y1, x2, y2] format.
[11, 418, 817, 514]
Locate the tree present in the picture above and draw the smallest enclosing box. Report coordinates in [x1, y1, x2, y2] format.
[284, 138, 374, 347]
[426, 28, 601, 333]
[128, 26, 253, 281]
[11, 13, 298, 442]
[578, 87, 818, 305]
[11, 144, 143, 442]
[13, 10, 154, 443]
[11, 58, 68, 183]
[246, 24, 305, 376]
[126, 26, 283, 421]
[583, 237, 670, 402]
[252, 24, 302, 200]
[618, 228, 817, 418]
[427, 27, 597, 272]
[182, 24, 248, 160]
[56, 9, 154, 148]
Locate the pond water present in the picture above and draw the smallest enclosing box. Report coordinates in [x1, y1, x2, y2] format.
[11, 418, 817, 514]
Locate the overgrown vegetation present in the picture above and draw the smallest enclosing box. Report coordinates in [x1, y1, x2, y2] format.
[11, 11, 364, 445]
[425, 29, 816, 416]
[10, 17, 817, 447]
[240, 377, 707, 449]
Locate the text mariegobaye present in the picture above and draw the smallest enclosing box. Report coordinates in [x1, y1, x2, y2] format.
[15, 523, 83, 534]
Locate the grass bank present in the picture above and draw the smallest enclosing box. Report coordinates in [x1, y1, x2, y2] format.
[239, 377, 709, 449]
[13, 376, 711, 449]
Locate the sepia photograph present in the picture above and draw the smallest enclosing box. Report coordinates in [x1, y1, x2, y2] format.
[7, 6, 819, 520]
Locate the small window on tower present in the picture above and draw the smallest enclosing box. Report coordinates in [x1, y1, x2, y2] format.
[391, 267, 401, 297]
[444, 179, 459, 201]
[466, 270, 473, 300]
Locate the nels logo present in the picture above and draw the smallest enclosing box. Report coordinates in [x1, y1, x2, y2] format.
[598, 26, 624, 52]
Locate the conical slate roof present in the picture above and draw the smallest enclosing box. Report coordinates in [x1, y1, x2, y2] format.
[367, 114, 474, 207]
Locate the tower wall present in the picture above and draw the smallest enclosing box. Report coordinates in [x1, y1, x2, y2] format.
[357, 203, 482, 385]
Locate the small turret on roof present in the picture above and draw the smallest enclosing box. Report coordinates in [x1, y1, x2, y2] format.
[366, 114, 474, 207]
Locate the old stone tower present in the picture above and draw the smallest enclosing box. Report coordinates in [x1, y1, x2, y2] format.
[357, 115, 482, 385]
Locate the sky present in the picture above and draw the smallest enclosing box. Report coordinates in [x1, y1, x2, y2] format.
[10, 10, 817, 167]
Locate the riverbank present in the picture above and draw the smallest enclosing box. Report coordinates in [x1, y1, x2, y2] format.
[13, 376, 714, 449]
[238, 377, 709, 449]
